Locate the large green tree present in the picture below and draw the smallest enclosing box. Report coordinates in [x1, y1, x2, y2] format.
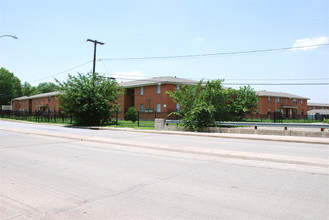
[21, 82, 36, 96]
[0, 68, 22, 105]
[167, 80, 258, 131]
[35, 82, 59, 94]
[56, 72, 123, 126]
[22, 82, 59, 96]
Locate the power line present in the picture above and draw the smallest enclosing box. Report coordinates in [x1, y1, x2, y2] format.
[222, 82, 329, 86]
[28, 60, 92, 83]
[110, 76, 329, 86]
[100, 43, 329, 61]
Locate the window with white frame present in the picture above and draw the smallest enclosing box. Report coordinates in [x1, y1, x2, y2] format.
[140, 104, 144, 112]
[268, 97, 271, 102]
[293, 99, 297, 104]
[156, 104, 161, 113]
[276, 97, 280, 103]
[156, 84, 161, 94]
[176, 104, 181, 112]
[140, 87, 144, 95]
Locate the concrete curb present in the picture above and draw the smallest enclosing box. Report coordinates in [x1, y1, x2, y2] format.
[85, 126, 329, 145]
[1, 127, 328, 168]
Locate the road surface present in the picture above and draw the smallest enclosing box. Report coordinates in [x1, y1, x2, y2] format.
[0, 121, 328, 219]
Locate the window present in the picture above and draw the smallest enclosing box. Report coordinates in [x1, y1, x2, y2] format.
[140, 104, 144, 113]
[156, 104, 161, 113]
[156, 84, 161, 94]
[140, 87, 144, 95]
[301, 99, 303, 104]
[276, 97, 280, 103]
[293, 109, 297, 115]
[177, 84, 180, 91]
[48, 97, 52, 102]
[176, 104, 181, 112]
[293, 99, 297, 104]
[275, 109, 281, 112]
[286, 98, 289, 104]
[268, 97, 271, 103]
[38, 99, 40, 103]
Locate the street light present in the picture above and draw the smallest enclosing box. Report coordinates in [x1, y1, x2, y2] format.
[0, 35, 18, 39]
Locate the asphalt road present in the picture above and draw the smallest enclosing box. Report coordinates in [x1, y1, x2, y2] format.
[0, 121, 328, 219]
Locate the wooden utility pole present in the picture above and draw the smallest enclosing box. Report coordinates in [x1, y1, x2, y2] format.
[87, 39, 105, 76]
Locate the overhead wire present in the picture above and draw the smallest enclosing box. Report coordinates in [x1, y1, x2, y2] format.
[100, 43, 329, 61]
[28, 60, 93, 83]
[28, 43, 329, 83]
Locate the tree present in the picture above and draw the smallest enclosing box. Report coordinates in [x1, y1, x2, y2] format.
[21, 82, 37, 96]
[167, 80, 258, 131]
[0, 68, 22, 105]
[56, 72, 123, 126]
[35, 82, 59, 94]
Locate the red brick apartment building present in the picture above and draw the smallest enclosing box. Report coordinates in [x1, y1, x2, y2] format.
[12, 91, 61, 113]
[11, 77, 314, 120]
[256, 91, 309, 118]
[307, 103, 329, 116]
[118, 76, 198, 115]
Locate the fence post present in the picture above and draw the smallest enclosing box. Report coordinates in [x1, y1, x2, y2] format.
[138, 111, 140, 127]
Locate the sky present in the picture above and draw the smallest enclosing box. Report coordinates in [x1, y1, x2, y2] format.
[1, 0, 328, 103]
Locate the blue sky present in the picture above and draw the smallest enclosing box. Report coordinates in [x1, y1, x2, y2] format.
[1, 0, 328, 103]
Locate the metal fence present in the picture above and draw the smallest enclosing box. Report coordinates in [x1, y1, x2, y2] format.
[0, 110, 73, 124]
[244, 113, 326, 123]
[0, 110, 178, 126]
[1, 110, 326, 126]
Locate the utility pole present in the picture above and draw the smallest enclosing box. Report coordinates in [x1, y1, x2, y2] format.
[86, 39, 105, 77]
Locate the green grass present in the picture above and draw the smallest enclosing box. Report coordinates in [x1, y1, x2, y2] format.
[107, 120, 155, 130]
[0, 117, 155, 130]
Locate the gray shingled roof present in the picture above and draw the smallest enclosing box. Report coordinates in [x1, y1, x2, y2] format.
[13, 91, 61, 101]
[119, 76, 198, 88]
[257, 90, 309, 100]
[308, 103, 329, 107]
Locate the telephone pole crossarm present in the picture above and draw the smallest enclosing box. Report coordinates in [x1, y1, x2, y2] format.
[86, 39, 105, 76]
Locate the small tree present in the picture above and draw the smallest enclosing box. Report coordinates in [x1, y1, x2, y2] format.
[56, 72, 123, 126]
[167, 80, 258, 131]
[125, 107, 138, 123]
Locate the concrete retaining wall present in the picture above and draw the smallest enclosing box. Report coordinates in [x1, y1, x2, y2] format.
[154, 119, 329, 138]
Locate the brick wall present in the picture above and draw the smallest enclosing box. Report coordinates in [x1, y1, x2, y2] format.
[257, 96, 308, 116]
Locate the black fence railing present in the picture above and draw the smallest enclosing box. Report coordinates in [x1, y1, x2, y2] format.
[0, 110, 73, 124]
[1, 110, 326, 126]
[244, 113, 327, 123]
[0, 110, 180, 126]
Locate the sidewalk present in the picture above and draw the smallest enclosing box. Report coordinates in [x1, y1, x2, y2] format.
[87, 126, 329, 145]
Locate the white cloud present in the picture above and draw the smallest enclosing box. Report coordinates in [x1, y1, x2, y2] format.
[113, 70, 145, 82]
[196, 36, 205, 42]
[291, 36, 329, 50]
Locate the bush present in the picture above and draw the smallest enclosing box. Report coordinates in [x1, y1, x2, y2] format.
[125, 107, 138, 123]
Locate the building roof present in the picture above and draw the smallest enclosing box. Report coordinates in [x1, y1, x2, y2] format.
[119, 76, 198, 88]
[12, 96, 30, 101]
[257, 90, 309, 100]
[308, 103, 329, 107]
[307, 109, 329, 115]
[12, 91, 61, 101]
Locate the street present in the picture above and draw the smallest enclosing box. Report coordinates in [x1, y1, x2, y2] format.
[0, 121, 328, 219]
